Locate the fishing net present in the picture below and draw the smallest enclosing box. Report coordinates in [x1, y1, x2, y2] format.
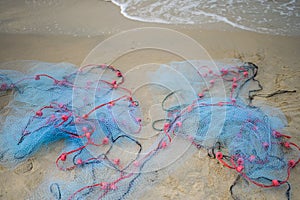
[149, 60, 299, 198]
[0, 60, 299, 199]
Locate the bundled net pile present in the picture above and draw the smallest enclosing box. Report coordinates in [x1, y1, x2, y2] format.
[0, 62, 149, 199]
[0, 60, 299, 199]
[150, 61, 299, 198]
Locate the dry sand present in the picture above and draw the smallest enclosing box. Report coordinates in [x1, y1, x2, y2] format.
[0, 1, 299, 199]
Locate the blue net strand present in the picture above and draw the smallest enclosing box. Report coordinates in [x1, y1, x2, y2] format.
[0, 60, 299, 199]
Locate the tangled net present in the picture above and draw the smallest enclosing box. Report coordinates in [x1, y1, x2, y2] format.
[0, 60, 299, 199]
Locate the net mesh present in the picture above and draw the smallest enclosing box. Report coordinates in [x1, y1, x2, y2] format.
[0, 60, 299, 199]
[151, 60, 299, 193]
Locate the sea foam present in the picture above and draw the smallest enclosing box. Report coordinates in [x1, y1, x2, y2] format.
[112, 0, 300, 36]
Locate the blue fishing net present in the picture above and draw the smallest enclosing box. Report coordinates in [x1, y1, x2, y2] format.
[150, 60, 299, 198]
[0, 60, 299, 199]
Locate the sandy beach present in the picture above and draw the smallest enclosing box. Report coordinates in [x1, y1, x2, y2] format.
[0, 1, 299, 199]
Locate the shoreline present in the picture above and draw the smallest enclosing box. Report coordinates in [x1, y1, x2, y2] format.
[1, 0, 298, 37]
